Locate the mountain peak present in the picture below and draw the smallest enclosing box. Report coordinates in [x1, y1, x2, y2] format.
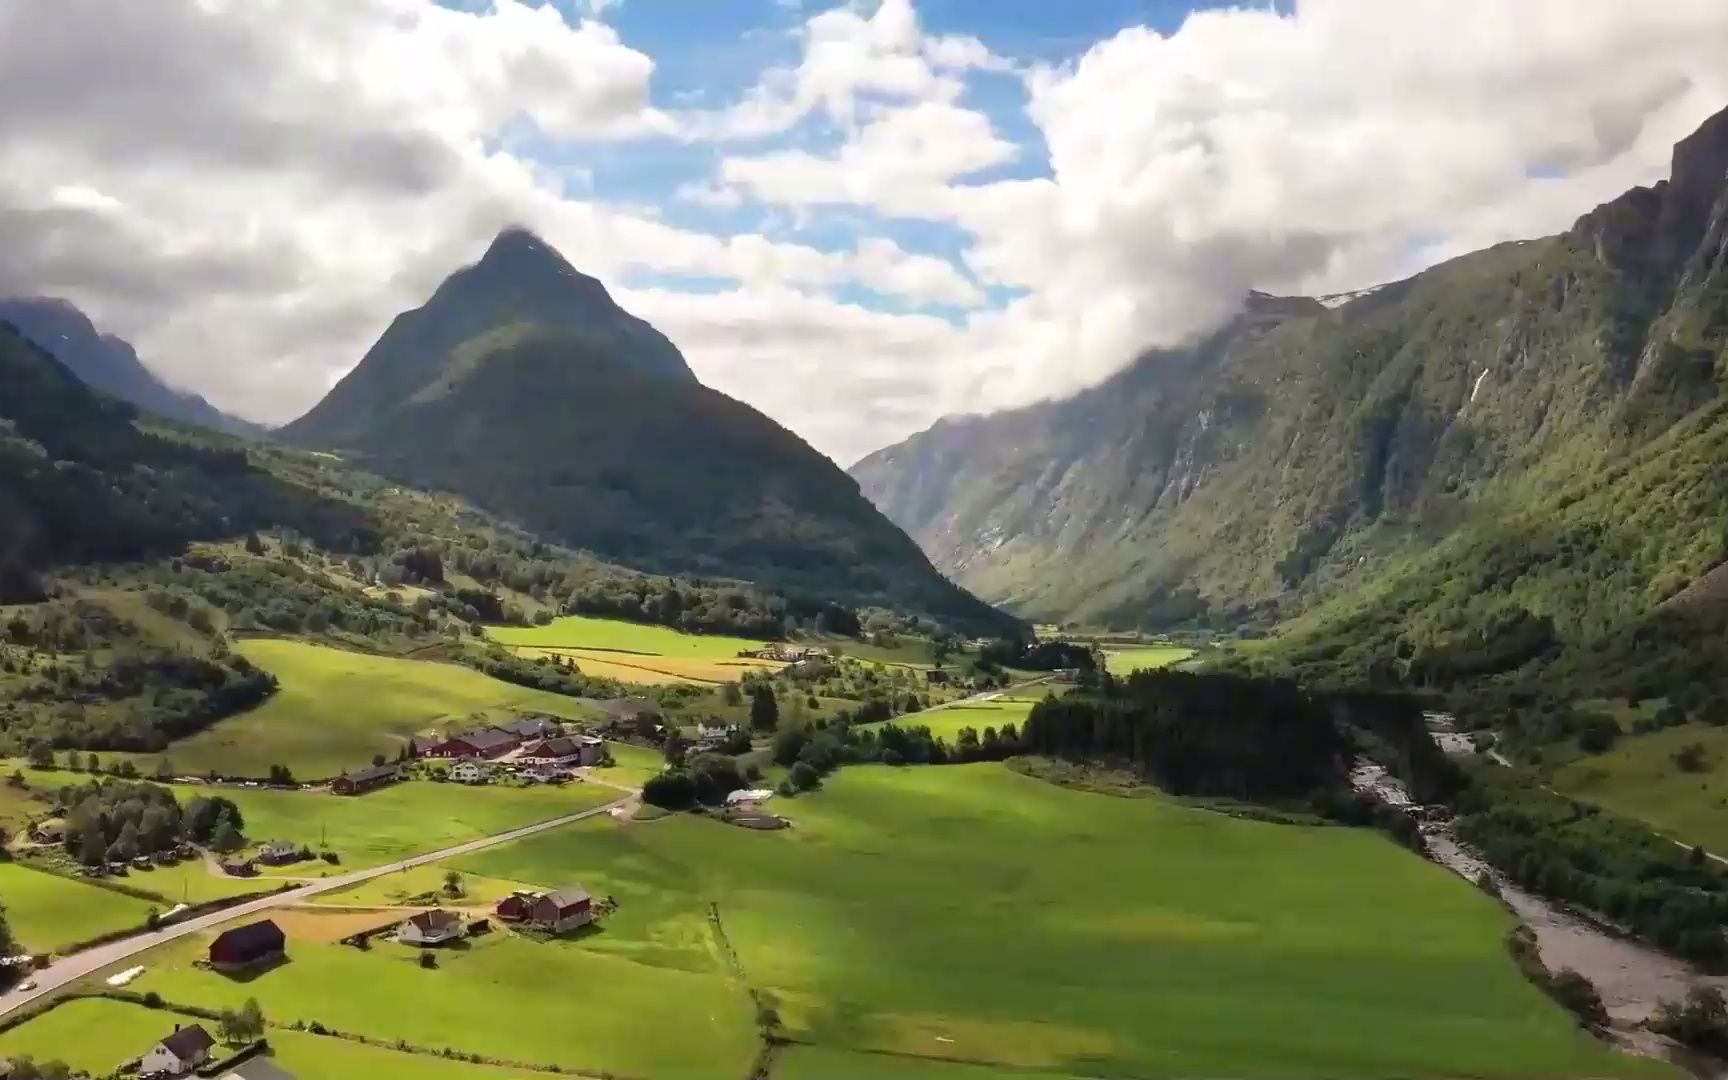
[480, 226, 569, 269]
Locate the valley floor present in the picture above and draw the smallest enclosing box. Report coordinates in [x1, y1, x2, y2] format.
[0, 762, 1669, 1080]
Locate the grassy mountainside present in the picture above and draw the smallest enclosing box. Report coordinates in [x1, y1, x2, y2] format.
[852, 106, 1728, 654]
[282, 229, 1010, 632]
[0, 297, 257, 436]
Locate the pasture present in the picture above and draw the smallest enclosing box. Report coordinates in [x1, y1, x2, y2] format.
[0, 997, 554, 1080]
[490, 615, 783, 685]
[1554, 722, 1728, 852]
[880, 699, 1034, 742]
[143, 639, 599, 779]
[0, 861, 155, 953]
[112, 919, 756, 1080]
[454, 763, 1659, 1079]
[164, 779, 618, 871]
[1101, 644, 1194, 674]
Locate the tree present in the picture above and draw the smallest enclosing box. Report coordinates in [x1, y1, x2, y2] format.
[185, 796, 244, 842]
[243, 532, 267, 556]
[77, 826, 106, 867]
[750, 685, 779, 732]
[642, 771, 697, 810]
[789, 761, 821, 792]
[25, 744, 52, 769]
[111, 820, 140, 862]
[721, 682, 743, 707]
[209, 812, 243, 853]
[371, 753, 387, 767]
[1674, 742, 1710, 773]
[237, 997, 265, 1040]
[662, 730, 690, 768]
[443, 870, 465, 897]
[1546, 969, 1607, 1028]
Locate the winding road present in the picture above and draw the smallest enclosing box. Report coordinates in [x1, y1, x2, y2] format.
[0, 792, 633, 1020]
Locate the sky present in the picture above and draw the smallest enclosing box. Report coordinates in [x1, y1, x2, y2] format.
[2, 1, 1727, 465]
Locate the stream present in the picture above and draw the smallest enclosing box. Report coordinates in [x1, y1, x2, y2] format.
[1352, 715, 1728, 1069]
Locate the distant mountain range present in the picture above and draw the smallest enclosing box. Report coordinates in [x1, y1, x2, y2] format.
[853, 104, 1728, 682]
[283, 228, 1011, 632]
[0, 297, 258, 436]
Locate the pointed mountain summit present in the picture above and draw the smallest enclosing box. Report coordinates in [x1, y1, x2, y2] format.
[284, 226, 692, 446]
[0, 297, 257, 436]
[282, 230, 1010, 631]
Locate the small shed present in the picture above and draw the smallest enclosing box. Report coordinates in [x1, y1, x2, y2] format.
[209, 919, 286, 973]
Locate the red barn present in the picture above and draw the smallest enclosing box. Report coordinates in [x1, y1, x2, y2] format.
[531, 887, 593, 933]
[430, 728, 519, 760]
[209, 919, 286, 973]
[495, 890, 541, 923]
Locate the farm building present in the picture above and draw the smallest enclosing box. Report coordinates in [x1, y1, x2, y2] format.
[496, 715, 560, 740]
[408, 734, 444, 758]
[399, 909, 465, 946]
[330, 762, 400, 796]
[221, 857, 257, 877]
[925, 670, 949, 685]
[141, 1023, 214, 1076]
[209, 919, 286, 973]
[218, 1060, 298, 1080]
[430, 727, 520, 759]
[531, 887, 593, 933]
[28, 818, 65, 844]
[450, 761, 490, 784]
[725, 788, 774, 807]
[600, 697, 660, 726]
[521, 735, 605, 766]
[255, 841, 301, 865]
[495, 890, 542, 923]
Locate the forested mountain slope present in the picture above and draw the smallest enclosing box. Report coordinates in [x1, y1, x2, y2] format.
[0, 297, 257, 436]
[853, 105, 1728, 645]
[283, 229, 1010, 633]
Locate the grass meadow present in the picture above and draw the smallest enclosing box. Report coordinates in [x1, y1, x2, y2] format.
[0, 861, 155, 952]
[451, 763, 1658, 1079]
[104, 919, 756, 1080]
[139, 639, 600, 779]
[880, 699, 1034, 742]
[492, 615, 784, 685]
[1100, 644, 1195, 674]
[0, 997, 555, 1080]
[164, 779, 617, 870]
[1553, 721, 1728, 853]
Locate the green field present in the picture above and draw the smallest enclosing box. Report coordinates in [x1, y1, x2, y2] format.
[144, 639, 600, 779]
[452, 763, 1657, 1079]
[165, 779, 618, 870]
[489, 615, 766, 658]
[1100, 644, 1194, 674]
[0, 997, 552, 1079]
[1554, 722, 1728, 853]
[880, 699, 1034, 741]
[111, 922, 755, 1080]
[0, 862, 156, 953]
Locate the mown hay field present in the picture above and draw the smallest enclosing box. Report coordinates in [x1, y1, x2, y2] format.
[137, 639, 600, 779]
[1554, 721, 1728, 853]
[1100, 644, 1195, 674]
[452, 763, 1664, 1080]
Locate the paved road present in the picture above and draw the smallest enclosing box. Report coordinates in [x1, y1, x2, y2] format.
[0, 793, 632, 1019]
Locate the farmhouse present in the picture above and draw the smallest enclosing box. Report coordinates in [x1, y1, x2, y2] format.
[140, 1024, 215, 1077]
[450, 760, 491, 784]
[330, 762, 400, 796]
[531, 887, 593, 933]
[521, 734, 605, 766]
[495, 889, 542, 923]
[408, 734, 444, 758]
[255, 841, 301, 865]
[29, 818, 65, 844]
[496, 715, 560, 740]
[398, 909, 465, 946]
[431, 727, 520, 759]
[209, 919, 286, 973]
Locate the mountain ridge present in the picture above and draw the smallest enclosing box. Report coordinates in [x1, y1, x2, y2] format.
[0, 297, 259, 436]
[851, 103, 1728, 641]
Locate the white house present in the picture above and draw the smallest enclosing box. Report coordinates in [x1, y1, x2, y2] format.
[141, 1024, 215, 1076]
[398, 909, 465, 946]
[450, 760, 490, 784]
[725, 788, 774, 807]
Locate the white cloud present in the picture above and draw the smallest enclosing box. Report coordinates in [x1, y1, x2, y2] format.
[680, 0, 1006, 139]
[0, 0, 981, 440]
[704, 0, 1728, 428]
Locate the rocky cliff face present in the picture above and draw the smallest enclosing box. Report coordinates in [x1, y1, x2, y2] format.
[852, 104, 1728, 630]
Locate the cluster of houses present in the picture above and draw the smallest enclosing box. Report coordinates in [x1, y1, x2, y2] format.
[321, 714, 609, 795]
[736, 643, 827, 662]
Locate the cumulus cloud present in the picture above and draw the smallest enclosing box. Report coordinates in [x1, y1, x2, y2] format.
[0, 0, 982, 432]
[708, 0, 1728, 432]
